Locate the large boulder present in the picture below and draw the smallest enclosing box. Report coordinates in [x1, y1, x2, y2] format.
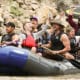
[36, 5, 57, 24]
[16, 0, 24, 4]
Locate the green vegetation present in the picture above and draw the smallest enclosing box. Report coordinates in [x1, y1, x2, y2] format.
[10, 6, 23, 16]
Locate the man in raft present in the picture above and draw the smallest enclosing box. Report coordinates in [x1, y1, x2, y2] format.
[42, 20, 74, 60]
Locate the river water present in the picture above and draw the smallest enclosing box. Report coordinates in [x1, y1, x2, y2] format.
[0, 74, 80, 80]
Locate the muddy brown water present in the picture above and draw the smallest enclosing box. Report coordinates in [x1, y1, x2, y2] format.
[0, 73, 80, 80]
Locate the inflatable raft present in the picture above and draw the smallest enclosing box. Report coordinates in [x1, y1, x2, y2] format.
[0, 46, 80, 76]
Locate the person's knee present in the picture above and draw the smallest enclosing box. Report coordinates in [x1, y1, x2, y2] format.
[64, 52, 75, 59]
[31, 47, 37, 53]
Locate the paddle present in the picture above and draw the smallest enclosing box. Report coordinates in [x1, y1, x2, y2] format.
[41, 46, 80, 69]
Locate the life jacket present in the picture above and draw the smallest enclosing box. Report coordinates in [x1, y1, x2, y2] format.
[22, 34, 36, 48]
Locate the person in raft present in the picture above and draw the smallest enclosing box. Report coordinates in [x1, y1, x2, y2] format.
[19, 21, 48, 53]
[0, 22, 19, 47]
[42, 20, 74, 60]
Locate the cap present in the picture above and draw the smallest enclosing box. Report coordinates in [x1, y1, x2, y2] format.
[4, 22, 15, 28]
[30, 17, 38, 21]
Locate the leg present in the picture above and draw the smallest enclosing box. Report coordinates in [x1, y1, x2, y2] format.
[63, 52, 75, 60]
[31, 47, 37, 53]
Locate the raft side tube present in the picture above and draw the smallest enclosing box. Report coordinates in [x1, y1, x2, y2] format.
[0, 46, 29, 69]
[23, 53, 61, 75]
[0, 46, 11, 65]
[0, 46, 80, 76]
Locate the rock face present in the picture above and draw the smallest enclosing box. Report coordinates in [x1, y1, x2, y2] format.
[0, 0, 80, 34]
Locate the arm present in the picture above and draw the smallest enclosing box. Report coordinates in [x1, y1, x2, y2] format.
[75, 36, 80, 47]
[12, 34, 19, 41]
[53, 34, 71, 54]
[41, 41, 51, 48]
[2, 34, 19, 45]
[33, 24, 48, 40]
[66, 15, 78, 32]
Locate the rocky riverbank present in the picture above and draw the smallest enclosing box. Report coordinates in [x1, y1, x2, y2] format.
[0, 0, 80, 34]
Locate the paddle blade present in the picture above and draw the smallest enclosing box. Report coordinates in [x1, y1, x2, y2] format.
[69, 59, 80, 69]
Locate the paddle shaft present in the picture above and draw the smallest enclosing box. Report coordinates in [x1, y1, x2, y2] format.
[41, 46, 65, 58]
[41, 46, 80, 69]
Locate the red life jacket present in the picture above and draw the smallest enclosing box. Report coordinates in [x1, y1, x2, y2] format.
[22, 35, 36, 48]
